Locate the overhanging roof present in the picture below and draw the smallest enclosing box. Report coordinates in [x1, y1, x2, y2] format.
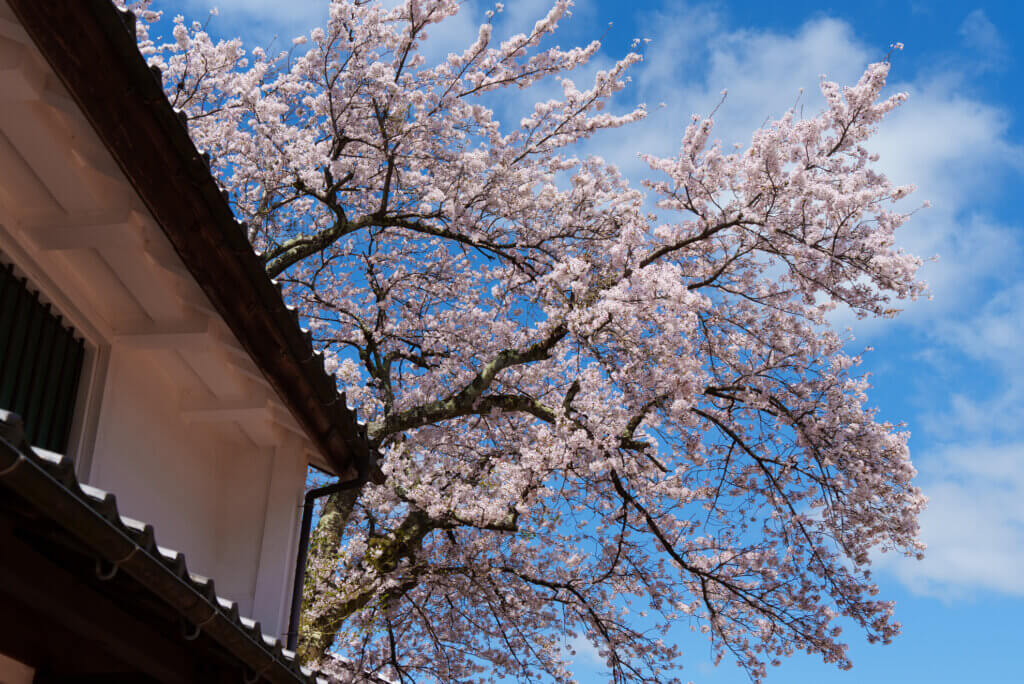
[0, 410, 337, 683]
[1, 408, 400, 681]
[5, 0, 371, 481]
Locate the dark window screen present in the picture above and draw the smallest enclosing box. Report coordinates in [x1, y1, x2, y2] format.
[0, 258, 85, 452]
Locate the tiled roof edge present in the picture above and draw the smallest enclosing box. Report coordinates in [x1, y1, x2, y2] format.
[0, 409, 337, 684]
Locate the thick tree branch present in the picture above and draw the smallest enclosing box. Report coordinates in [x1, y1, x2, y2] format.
[369, 323, 568, 441]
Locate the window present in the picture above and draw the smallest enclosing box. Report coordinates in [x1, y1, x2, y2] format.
[0, 258, 85, 453]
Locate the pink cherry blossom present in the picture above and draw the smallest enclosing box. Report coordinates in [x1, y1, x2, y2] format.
[125, 2, 927, 681]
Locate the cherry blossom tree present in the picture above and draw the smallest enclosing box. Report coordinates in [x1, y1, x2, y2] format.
[132, 1, 927, 681]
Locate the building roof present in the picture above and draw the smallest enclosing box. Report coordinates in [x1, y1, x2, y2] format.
[0, 409, 393, 683]
[5, 0, 373, 482]
[0, 409, 332, 682]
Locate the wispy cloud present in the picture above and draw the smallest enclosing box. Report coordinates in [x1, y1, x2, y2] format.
[573, 4, 1024, 601]
[945, 281, 1024, 375]
[881, 255, 1024, 598]
[885, 441, 1024, 598]
[582, 11, 872, 182]
[566, 634, 604, 667]
[958, 9, 1008, 71]
[572, 7, 1022, 338]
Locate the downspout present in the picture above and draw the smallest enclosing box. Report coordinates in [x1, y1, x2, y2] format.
[286, 479, 361, 652]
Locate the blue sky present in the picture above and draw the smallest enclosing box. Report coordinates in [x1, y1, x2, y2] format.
[157, 1, 1024, 681]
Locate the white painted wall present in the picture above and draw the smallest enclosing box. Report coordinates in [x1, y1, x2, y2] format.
[87, 348, 308, 635]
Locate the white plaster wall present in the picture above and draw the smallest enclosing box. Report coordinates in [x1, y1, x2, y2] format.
[88, 347, 307, 638]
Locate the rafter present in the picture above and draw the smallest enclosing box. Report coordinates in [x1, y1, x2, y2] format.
[113, 318, 211, 351]
[180, 397, 272, 424]
[25, 209, 143, 251]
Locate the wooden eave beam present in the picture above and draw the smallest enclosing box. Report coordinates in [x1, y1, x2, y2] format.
[27, 211, 142, 252]
[113, 319, 210, 351]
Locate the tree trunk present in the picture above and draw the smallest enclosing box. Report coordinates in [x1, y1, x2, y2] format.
[296, 485, 362, 665]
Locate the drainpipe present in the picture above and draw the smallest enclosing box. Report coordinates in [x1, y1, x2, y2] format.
[286, 479, 362, 652]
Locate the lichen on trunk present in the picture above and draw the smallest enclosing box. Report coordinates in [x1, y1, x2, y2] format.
[297, 486, 361, 665]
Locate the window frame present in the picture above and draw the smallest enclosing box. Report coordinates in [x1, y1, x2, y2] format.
[0, 231, 109, 481]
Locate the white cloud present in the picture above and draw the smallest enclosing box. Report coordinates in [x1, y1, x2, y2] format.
[566, 634, 603, 665]
[880, 263, 1024, 598]
[404, 0, 566, 70]
[959, 9, 1002, 50]
[945, 281, 1024, 373]
[958, 9, 1008, 71]
[883, 442, 1024, 598]
[586, 9, 1023, 333]
[566, 4, 1024, 601]
[918, 281, 1024, 442]
[579, 12, 872, 186]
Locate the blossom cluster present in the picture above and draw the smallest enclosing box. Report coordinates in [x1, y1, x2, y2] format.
[126, 1, 927, 681]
